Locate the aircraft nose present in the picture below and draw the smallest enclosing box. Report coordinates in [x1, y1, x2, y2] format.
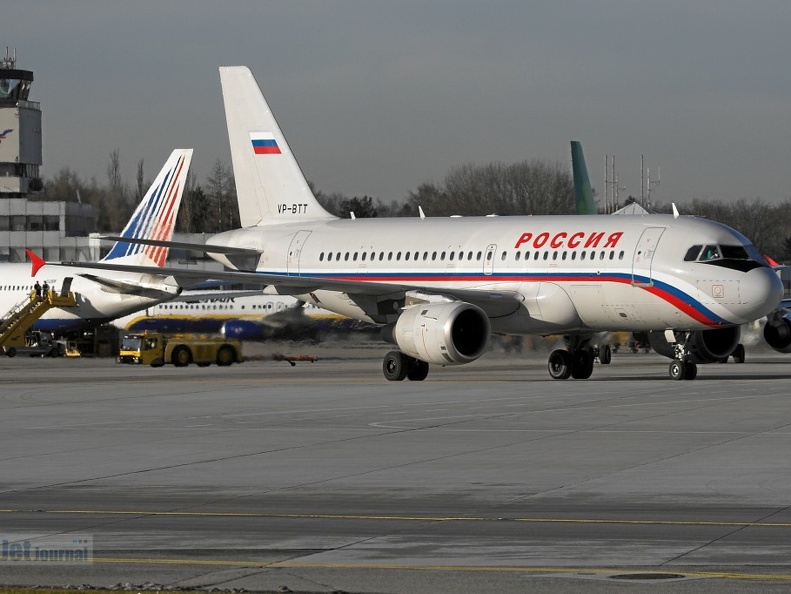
[740, 266, 783, 321]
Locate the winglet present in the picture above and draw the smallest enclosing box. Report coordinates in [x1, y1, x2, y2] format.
[26, 249, 46, 277]
[672, 203, 680, 219]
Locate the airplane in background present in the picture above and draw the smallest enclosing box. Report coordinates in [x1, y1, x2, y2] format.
[110, 290, 362, 340]
[53, 66, 783, 381]
[571, 140, 597, 215]
[0, 149, 192, 335]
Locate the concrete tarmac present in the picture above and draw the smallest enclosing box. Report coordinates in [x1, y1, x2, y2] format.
[2, 340, 791, 592]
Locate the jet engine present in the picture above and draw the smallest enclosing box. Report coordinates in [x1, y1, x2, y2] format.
[763, 313, 791, 353]
[221, 320, 269, 341]
[646, 327, 741, 363]
[383, 302, 490, 365]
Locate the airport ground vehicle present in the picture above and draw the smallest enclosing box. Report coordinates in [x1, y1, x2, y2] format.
[4, 330, 66, 358]
[117, 332, 242, 367]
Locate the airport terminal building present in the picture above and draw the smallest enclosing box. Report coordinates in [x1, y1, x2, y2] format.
[0, 49, 96, 263]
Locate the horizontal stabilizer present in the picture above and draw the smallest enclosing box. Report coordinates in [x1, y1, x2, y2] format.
[79, 274, 181, 298]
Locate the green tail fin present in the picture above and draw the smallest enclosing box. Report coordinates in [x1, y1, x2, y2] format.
[571, 141, 597, 215]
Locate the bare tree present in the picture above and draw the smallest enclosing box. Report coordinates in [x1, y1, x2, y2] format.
[204, 160, 238, 232]
[135, 158, 145, 204]
[408, 160, 574, 217]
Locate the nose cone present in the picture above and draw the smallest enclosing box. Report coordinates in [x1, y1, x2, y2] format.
[739, 266, 783, 322]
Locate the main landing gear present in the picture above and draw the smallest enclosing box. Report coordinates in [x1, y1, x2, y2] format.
[383, 351, 429, 382]
[548, 348, 593, 379]
[547, 339, 610, 380]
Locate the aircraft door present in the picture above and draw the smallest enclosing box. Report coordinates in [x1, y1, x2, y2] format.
[61, 276, 74, 297]
[287, 230, 312, 276]
[484, 244, 496, 276]
[631, 227, 665, 286]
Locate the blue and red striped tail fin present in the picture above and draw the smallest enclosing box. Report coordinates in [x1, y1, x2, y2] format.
[102, 149, 193, 266]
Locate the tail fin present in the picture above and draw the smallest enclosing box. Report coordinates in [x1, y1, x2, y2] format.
[571, 140, 597, 215]
[102, 149, 193, 266]
[219, 66, 336, 227]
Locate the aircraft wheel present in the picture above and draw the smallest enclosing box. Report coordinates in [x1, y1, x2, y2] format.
[669, 360, 686, 380]
[599, 344, 612, 365]
[216, 345, 235, 366]
[733, 344, 745, 364]
[571, 349, 594, 379]
[5, 347, 16, 358]
[172, 346, 191, 367]
[383, 351, 408, 381]
[684, 362, 698, 380]
[406, 358, 429, 381]
[548, 349, 572, 380]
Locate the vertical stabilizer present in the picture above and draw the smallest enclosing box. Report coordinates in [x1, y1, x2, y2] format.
[103, 149, 193, 266]
[219, 66, 336, 227]
[571, 140, 597, 215]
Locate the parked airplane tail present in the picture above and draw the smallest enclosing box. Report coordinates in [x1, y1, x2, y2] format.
[219, 66, 336, 227]
[571, 140, 597, 215]
[102, 149, 193, 267]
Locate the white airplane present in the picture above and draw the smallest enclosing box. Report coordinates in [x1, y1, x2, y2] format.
[55, 66, 783, 381]
[111, 290, 358, 340]
[0, 149, 192, 335]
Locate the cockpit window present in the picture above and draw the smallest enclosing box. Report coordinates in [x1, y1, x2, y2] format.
[719, 245, 749, 260]
[701, 245, 720, 261]
[686, 244, 756, 262]
[684, 245, 703, 261]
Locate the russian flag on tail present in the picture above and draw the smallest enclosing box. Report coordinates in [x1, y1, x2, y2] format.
[250, 132, 281, 155]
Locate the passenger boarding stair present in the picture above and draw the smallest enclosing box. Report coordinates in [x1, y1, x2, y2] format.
[0, 282, 77, 352]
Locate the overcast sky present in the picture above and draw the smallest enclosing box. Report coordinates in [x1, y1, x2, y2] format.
[5, 1, 791, 207]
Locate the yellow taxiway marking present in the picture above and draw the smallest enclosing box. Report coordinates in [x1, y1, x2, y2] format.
[87, 558, 791, 581]
[3, 508, 791, 528]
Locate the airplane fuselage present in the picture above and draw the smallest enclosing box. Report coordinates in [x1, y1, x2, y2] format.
[0, 264, 180, 334]
[207, 214, 781, 336]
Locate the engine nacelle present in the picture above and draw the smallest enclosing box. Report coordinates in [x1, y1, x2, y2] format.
[647, 327, 741, 363]
[763, 314, 791, 353]
[221, 320, 269, 341]
[384, 302, 491, 365]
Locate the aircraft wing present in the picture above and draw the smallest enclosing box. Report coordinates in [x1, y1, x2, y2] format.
[98, 235, 262, 256]
[54, 259, 525, 317]
[53, 260, 407, 296]
[435, 288, 524, 318]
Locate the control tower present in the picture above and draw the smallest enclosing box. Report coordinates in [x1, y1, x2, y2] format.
[0, 47, 42, 196]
